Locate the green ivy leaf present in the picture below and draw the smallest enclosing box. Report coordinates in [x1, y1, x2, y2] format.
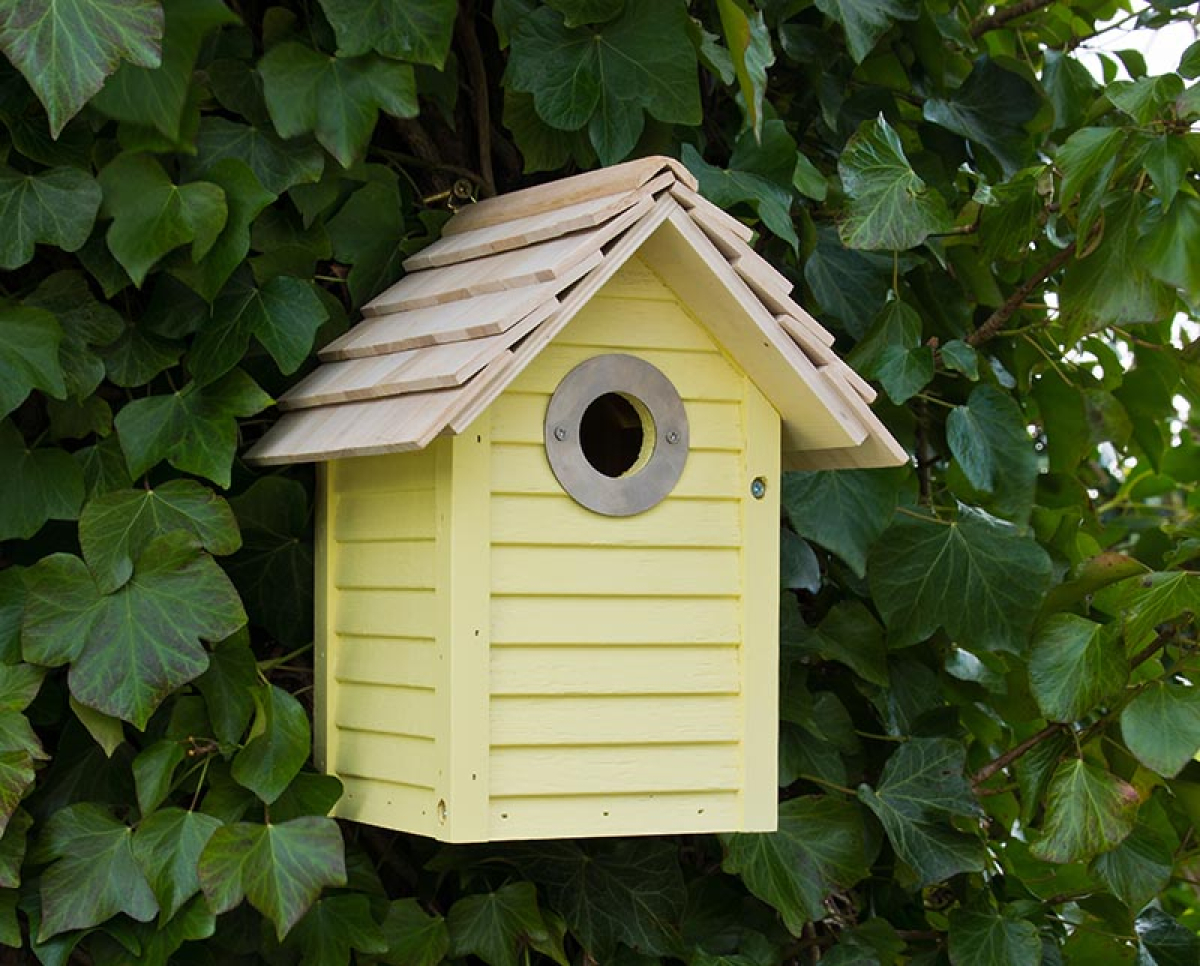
[1093, 823, 1174, 912]
[1136, 907, 1200, 965]
[803, 229, 894, 333]
[448, 882, 554, 966]
[947, 909, 1040, 966]
[132, 807, 222, 921]
[507, 1, 701, 164]
[101, 322, 183, 388]
[317, 0, 455, 67]
[946, 386, 1038, 523]
[189, 271, 328, 385]
[1029, 615, 1126, 723]
[838, 115, 952, 251]
[286, 894, 388, 966]
[0, 0, 163, 137]
[79, 479, 241, 595]
[22, 532, 246, 728]
[0, 305, 66, 418]
[232, 685, 311, 805]
[0, 166, 102, 270]
[114, 368, 272, 489]
[24, 272, 124, 400]
[1142, 194, 1200, 301]
[875, 345, 934, 404]
[36, 803, 157, 941]
[69, 694, 125, 756]
[1030, 759, 1138, 864]
[226, 477, 314, 646]
[548, 0, 625, 26]
[174, 160, 276, 303]
[722, 796, 871, 935]
[198, 816, 347, 941]
[259, 43, 417, 167]
[940, 340, 979, 380]
[195, 630, 258, 745]
[782, 469, 899, 577]
[187, 117, 324, 195]
[0, 810, 32, 889]
[868, 507, 1052, 653]
[857, 738, 985, 887]
[91, 0, 238, 140]
[98, 153, 228, 287]
[326, 178, 410, 308]
[814, 0, 916, 63]
[132, 740, 184, 814]
[512, 839, 685, 958]
[716, 0, 774, 138]
[0, 422, 84, 541]
[923, 58, 1043, 177]
[379, 898, 450, 966]
[1119, 680, 1200, 778]
[1113, 572, 1200, 652]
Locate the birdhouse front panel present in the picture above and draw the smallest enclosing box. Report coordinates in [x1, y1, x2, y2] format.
[247, 156, 908, 843]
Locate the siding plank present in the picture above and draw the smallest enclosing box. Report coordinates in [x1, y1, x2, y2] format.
[490, 744, 740, 796]
[490, 694, 740, 745]
[491, 546, 739, 597]
[334, 490, 436, 541]
[491, 495, 741, 548]
[490, 644, 740, 693]
[333, 540, 436, 590]
[489, 791, 740, 839]
[334, 682, 439, 736]
[336, 731, 438, 784]
[334, 589, 437, 638]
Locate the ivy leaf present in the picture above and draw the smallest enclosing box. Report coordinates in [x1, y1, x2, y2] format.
[945, 385, 1038, 523]
[286, 894, 387, 966]
[0, 305, 66, 417]
[507, 1, 701, 165]
[198, 816, 347, 941]
[98, 154, 228, 287]
[131, 807, 222, 921]
[868, 507, 1052, 653]
[188, 117, 324, 195]
[947, 909, 1040, 966]
[0, 422, 84, 541]
[838, 115, 952, 251]
[923, 58, 1043, 177]
[259, 43, 418, 167]
[380, 899, 450, 966]
[317, 0, 455, 67]
[1142, 194, 1200, 301]
[782, 469, 899, 577]
[875, 345, 934, 404]
[1113, 572, 1200, 652]
[0, 166, 100, 272]
[326, 178, 410, 308]
[226, 477, 314, 646]
[1030, 759, 1138, 863]
[814, 0, 916, 63]
[940, 340, 978, 379]
[803, 229, 894, 333]
[0, 0, 163, 137]
[189, 271, 328, 385]
[174, 160, 276, 303]
[36, 803, 157, 941]
[715, 0, 774, 138]
[857, 738, 985, 887]
[24, 272, 124, 400]
[448, 882, 555, 966]
[132, 740, 185, 814]
[91, 0, 238, 140]
[1119, 680, 1200, 778]
[232, 685, 311, 805]
[547, 0, 625, 26]
[79, 478, 241, 595]
[1093, 823, 1174, 912]
[22, 532, 247, 728]
[114, 368, 273, 489]
[1136, 907, 1200, 965]
[512, 839, 685, 958]
[1028, 615, 1127, 723]
[196, 631, 258, 745]
[721, 796, 871, 935]
[0, 810, 32, 889]
[70, 695, 125, 756]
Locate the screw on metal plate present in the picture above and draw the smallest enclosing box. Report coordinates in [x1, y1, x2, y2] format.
[553, 426, 567, 441]
[750, 477, 767, 499]
[665, 430, 680, 444]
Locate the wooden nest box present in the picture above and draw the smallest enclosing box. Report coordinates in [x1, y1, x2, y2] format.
[248, 157, 905, 842]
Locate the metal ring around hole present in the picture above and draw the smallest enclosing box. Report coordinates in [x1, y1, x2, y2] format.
[544, 354, 689, 516]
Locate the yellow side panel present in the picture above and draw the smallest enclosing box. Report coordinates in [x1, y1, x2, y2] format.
[485, 254, 781, 840]
[324, 446, 445, 837]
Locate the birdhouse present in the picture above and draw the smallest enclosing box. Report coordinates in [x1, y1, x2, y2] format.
[247, 157, 904, 843]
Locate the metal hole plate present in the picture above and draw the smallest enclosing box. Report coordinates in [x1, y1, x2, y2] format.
[544, 354, 689, 517]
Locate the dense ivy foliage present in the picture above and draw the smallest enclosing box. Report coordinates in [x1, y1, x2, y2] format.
[0, 0, 1199, 961]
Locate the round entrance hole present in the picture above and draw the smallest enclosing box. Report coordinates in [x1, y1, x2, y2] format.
[578, 392, 653, 478]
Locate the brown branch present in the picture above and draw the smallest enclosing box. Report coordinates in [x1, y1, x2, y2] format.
[970, 0, 1060, 38]
[456, 1, 496, 198]
[972, 722, 1064, 787]
[965, 242, 1076, 348]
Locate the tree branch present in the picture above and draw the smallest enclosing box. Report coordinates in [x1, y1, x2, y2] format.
[970, 0, 1060, 38]
[972, 722, 1064, 787]
[456, 1, 496, 198]
[965, 242, 1076, 348]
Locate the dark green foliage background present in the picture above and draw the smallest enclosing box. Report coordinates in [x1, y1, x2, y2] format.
[0, 0, 1199, 961]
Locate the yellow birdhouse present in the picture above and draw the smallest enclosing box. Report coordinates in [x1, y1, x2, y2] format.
[247, 157, 904, 843]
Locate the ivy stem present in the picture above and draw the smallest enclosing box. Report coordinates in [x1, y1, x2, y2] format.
[966, 242, 1077, 347]
[972, 722, 1065, 788]
[456, 0, 496, 198]
[797, 774, 857, 796]
[258, 643, 314, 672]
[970, 0, 1059, 38]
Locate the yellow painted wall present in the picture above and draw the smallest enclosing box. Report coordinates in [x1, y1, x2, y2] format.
[485, 254, 780, 840]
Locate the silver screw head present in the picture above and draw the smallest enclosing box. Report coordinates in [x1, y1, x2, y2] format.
[665, 430, 680, 444]
[553, 426, 567, 441]
[750, 476, 767, 499]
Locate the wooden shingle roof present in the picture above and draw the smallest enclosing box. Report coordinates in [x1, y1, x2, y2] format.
[247, 156, 906, 470]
